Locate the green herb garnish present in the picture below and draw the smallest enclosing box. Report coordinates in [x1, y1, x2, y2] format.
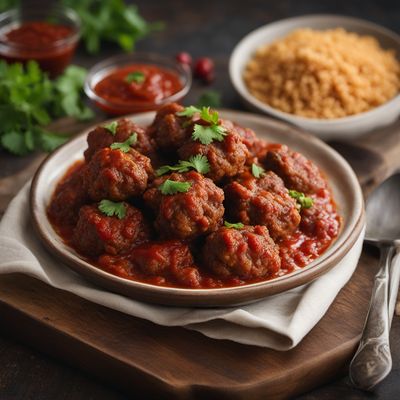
[63, 0, 164, 54]
[224, 221, 244, 229]
[98, 200, 126, 219]
[156, 155, 210, 176]
[110, 133, 138, 152]
[158, 180, 192, 195]
[103, 121, 118, 136]
[251, 163, 265, 178]
[176, 106, 201, 118]
[288, 190, 314, 210]
[0, 61, 92, 155]
[192, 124, 227, 145]
[125, 71, 145, 84]
[195, 90, 222, 108]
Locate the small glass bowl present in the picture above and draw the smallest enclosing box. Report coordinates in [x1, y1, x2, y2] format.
[0, 6, 80, 76]
[84, 53, 192, 116]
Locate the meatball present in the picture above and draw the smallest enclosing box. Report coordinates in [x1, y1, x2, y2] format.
[47, 163, 88, 226]
[148, 103, 193, 153]
[84, 118, 154, 161]
[224, 171, 301, 240]
[220, 119, 258, 156]
[263, 145, 327, 194]
[131, 241, 200, 287]
[203, 225, 281, 279]
[178, 132, 249, 182]
[73, 203, 150, 257]
[84, 147, 153, 202]
[143, 171, 224, 240]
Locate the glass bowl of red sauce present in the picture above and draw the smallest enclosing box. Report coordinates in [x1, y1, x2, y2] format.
[0, 6, 80, 77]
[84, 53, 192, 115]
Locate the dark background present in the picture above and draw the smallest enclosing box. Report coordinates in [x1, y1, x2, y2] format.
[1, 0, 400, 399]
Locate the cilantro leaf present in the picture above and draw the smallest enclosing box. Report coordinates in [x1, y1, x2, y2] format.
[103, 121, 118, 135]
[195, 90, 222, 108]
[158, 180, 191, 195]
[251, 163, 265, 178]
[192, 124, 227, 145]
[0, 60, 93, 155]
[110, 133, 138, 152]
[156, 155, 210, 176]
[189, 154, 210, 174]
[200, 107, 219, 124]
[53, 65, 94, 121]
[62, 0, 164, 54]
[125, 71, 145, 84]
[39, 131, 69, 152]
[98, 200, 126, 219]
[224, 221, 245, 229]
[1, 130, 30, 156]
[288, 190, 314, 209]
[176, 106, 201, 118]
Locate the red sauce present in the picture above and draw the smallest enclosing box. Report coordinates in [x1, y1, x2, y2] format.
[93, 64, 183, 115]
[47, 161, 341, 289]
[0, 21, 78, 76]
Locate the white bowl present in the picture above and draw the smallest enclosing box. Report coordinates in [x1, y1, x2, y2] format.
[229, 14, 400, 141]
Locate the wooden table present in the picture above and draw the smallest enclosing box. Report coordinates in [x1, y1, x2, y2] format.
[1, 0, 400, 398]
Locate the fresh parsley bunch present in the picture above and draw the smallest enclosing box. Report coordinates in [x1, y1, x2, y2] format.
[63, 0, 164, 54]
[0, 60, 93, 155]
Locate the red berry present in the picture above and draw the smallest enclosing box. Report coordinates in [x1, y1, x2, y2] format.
[194, 57, 215, 83]
[176, 52, 192, 66]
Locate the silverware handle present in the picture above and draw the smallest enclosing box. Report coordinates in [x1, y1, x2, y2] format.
[388, 250, 400, 328]
[349, 245, 395, 391]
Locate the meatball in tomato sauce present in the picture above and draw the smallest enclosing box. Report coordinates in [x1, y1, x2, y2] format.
[224, 171, 300, 240]
[73, 203, 150, 257]
[203, 225, 281, 279]
[143, 171, 224, 240]
[84, 148, 153, 202]
[263, 145, 327, 194]
[148, 103, 193, 153]
[47, 162, 88, 227]
[178, 132, 249, 183]
[131, 241, 200, 288]
[84, 118, 155, 161]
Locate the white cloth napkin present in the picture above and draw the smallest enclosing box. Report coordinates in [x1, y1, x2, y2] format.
[0, 183, 365, 350]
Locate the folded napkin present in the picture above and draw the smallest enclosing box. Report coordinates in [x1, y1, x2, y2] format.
[0, 183, 365, 350]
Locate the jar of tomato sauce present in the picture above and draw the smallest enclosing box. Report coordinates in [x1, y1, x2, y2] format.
[0, 7, 80, 76]
[84, 53, 192, 116]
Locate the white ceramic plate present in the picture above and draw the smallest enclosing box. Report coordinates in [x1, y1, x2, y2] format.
[229, 14, 400, 140]
[30, 110, 364, 307]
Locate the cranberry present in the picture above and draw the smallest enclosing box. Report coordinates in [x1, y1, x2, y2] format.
[176, 52, 192, 66]
[194, 57, 215, 83]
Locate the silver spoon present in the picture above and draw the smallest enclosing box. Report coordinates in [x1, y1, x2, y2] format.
[349, 173, 400, 390]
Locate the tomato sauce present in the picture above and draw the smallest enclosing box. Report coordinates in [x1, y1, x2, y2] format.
[93, 64, 183, 115]
[0, 21, 78, 76]
[48, 161, 340, 289]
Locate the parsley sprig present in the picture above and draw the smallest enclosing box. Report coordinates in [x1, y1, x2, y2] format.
[98, 200, 127, 219]
[63, 0, 164, 54]
[125, 71, 145, 84]
[176, 106, 227, 145]
[103, 121, 118, 135]
[289, 190, 314, 210]
[158, 180, 192, 195]
[0, 61, 93, 155]
[251, 163, 265, 178]
[110, 133, 138, 152]
[224, 221, 244, 229]
[156, 155, 210, 176]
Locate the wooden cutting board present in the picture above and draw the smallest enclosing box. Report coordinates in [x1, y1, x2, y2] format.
[0, 115, 399, 399]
